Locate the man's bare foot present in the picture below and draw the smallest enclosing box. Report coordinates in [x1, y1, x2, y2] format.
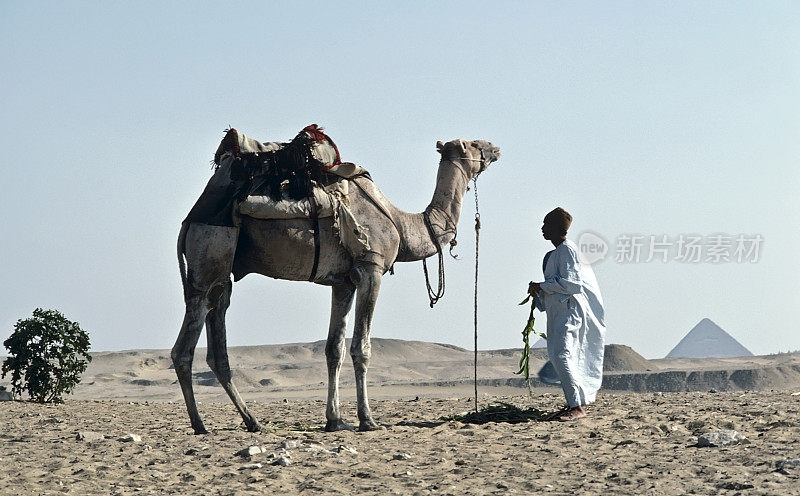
[544, 406, 570, 421]
[557, 406, 586, 422]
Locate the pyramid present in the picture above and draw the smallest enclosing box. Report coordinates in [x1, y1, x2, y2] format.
[666, 318, 753, 358]
[532, 337, 547, 349]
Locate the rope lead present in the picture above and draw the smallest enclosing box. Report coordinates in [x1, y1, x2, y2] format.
[422, 211, 445, 308]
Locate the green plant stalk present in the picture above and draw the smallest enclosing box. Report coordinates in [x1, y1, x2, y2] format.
[515, 295, 546, 396]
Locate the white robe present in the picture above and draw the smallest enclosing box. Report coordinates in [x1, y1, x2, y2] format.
[536, 239, 606, 407]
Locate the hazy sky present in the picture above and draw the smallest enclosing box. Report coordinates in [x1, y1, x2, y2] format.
[2, 2, 798, 359]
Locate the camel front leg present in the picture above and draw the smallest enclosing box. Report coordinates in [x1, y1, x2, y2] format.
[205, 280, 262, 432]
[325, 282, 357, 431]
[172, 294, 209, 435]
[350, 267, 384, 431]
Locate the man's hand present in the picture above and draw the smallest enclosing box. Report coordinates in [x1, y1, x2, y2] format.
[528, 281, 541, 296]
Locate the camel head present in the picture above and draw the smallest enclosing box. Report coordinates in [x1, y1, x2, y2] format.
[436, 139, 500, 178]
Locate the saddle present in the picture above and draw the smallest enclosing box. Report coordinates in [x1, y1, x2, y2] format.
[215, 124, 365, 202]
[186, 125, 372, 281]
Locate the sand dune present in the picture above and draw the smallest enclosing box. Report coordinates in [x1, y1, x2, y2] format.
[5, 339, 799, 403]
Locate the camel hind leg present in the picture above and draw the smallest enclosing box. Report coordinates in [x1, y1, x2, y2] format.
[173, 223, 239, 434]
[172, 293, 210, 434]
[205, 279, 262, 432]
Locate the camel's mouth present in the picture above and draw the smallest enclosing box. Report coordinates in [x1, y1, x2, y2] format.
[473, 140, 500, 167]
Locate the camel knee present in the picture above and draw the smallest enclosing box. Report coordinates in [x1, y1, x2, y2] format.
[171, 349, 193, 375]
[350, 342, 371, 369]
[326, 339, 345, 365]
[206, 353, 233, 381]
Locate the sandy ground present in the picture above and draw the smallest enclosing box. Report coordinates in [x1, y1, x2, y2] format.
[2, 388, 799, 495]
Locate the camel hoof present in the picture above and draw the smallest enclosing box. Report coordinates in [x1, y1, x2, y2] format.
[193, 426, 209, 435]
[325, 419, 355, 432]
[357, 420, 385, 432]
[245, 421, 262, 433]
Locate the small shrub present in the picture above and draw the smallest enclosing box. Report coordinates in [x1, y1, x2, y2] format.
[2, 308, 92, 403]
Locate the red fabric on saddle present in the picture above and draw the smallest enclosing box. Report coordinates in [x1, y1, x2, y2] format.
[301, 124, 328, 142]
[301, 124, 353, 171]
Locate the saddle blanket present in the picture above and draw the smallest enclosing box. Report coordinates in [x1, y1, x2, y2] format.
[237, 179, 371, 256]
[237, 180, 346, 220]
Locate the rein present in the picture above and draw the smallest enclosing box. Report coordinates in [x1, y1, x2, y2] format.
[422, 211, 446, 308]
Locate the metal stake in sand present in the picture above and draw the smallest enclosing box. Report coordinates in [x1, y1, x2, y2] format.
[472, 176, 481, 414]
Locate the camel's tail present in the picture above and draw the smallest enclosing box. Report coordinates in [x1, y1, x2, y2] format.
[177, 221, 190, 301]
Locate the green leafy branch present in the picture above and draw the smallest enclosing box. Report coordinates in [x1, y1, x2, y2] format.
[514, 294, 546, 396]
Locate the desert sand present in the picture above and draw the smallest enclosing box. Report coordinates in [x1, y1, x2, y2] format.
[2, 391, 800, 495]
[2, 340, 800, 495]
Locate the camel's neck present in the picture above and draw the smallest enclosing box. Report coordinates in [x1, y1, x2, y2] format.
[392, 158, 472, 262]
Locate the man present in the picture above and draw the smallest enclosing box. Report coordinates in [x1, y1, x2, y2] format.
[528, 207, 606, 421]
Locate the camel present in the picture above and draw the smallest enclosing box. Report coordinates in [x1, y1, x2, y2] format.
[172, 138, 500, 434]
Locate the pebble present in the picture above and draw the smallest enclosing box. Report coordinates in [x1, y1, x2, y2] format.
[393, 453, 413, 460]
[301, 443, 336, 456]
[716, 481, 754, 490]
[118, 434, 142, 443]
[696, 430, 748, 447]
[337, 445, 358, 455]
[273, 456, 291, 466]
[776, 458, 800, 474]
[76, 431, 105, 442]
[236, 446, 267, 457]
[238, 463, 263, 470]
[280, 440, 300, 449]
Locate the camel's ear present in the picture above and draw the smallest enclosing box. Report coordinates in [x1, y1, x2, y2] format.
[436, 141, 444, 153]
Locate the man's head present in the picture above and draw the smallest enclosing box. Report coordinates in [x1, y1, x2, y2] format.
[541, 207, 572, 241]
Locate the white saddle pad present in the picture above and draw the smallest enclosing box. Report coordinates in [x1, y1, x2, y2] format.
[237, 181, 348, 220]
[236, 177, 371, 257]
